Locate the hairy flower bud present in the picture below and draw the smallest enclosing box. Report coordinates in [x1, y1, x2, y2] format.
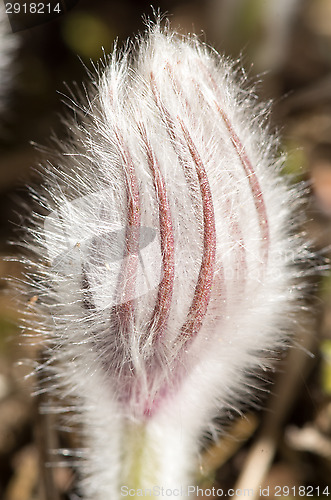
[21, 23, 305, 499]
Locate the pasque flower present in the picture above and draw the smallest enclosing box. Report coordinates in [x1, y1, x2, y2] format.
[22, 22, 305, 499]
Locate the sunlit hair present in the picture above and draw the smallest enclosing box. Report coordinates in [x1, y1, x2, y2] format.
[19, 21, 307, 499]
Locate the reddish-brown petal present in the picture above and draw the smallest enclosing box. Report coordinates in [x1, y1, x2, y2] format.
[179, 119, 217, 341]
[197, 62, 269, 264]
[139, 125, 175, 341]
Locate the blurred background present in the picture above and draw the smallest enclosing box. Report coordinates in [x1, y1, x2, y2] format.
[1, 0, 331, 499]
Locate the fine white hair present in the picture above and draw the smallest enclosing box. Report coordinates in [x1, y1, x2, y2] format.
[19, 21, 308, 499]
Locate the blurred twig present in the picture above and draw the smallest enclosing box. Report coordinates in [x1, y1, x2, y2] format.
[233, 316, 318, 499]
[199, 413, 259, 481]
[277, 73, 331, 118]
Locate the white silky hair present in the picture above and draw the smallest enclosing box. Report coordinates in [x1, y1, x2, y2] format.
[19, 22, 308, 499]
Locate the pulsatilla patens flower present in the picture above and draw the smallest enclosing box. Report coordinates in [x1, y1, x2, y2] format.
[22, 23, 304, 500]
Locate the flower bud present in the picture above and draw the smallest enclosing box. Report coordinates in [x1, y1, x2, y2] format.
[21, 22, 305, 499]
